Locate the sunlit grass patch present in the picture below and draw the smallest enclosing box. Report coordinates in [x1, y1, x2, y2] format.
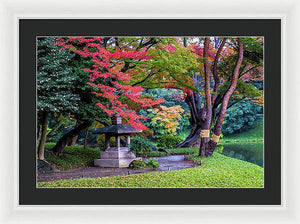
[38, 153, 263, 188]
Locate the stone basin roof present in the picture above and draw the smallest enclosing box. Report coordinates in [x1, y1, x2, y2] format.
[92, 124, 142, 135]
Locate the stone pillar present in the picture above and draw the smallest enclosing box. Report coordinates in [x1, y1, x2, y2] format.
[105, 135, 110, 150]
[116, 135, 121, 149]
[112, 116, 122, 125]
[126, 135, 130, 148]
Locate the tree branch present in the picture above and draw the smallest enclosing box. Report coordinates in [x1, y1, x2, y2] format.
[212, 38, 227, 105]
[239, 65, 259, 78]
[215, 97, 246, 118]
[132, 72, 157, 86]
[213, 38, 244, 136]
[204, 37, 212, 110]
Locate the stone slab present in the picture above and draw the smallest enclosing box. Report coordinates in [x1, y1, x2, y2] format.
[106, 147, 129, 151]
[100, 150, 136, 159]
[94, 158, 136, 168]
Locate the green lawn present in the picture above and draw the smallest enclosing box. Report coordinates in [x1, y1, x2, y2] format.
[38, 152, 263, 188]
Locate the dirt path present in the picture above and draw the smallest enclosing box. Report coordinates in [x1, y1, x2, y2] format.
[37, 155, 197, 182]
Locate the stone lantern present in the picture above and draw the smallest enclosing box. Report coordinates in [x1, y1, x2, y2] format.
[93, 116, 142, 168]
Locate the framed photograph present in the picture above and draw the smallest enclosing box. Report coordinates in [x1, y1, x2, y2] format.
[2, 0, 300, 223]
[19, 19, 280, 205]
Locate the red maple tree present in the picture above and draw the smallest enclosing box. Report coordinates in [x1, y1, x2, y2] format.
[55, 37, 163, 130]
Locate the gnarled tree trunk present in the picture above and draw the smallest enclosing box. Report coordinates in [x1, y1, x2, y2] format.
[52, 120, 92, 156]
[68, 134, 79, 146]
[67, 121, 79, 146]
[176, 123, 202, 148]
[176, 38, 228, 151]
[175, 93, 202, 148]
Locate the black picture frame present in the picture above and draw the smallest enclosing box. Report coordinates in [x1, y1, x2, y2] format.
[20, 19, 281, 205]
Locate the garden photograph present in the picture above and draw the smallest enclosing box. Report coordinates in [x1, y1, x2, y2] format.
[36, 36, 264, 188]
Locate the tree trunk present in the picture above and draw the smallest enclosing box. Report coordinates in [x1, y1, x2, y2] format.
[67, 121, 79, 146]
[84, 128, 89, 149]
[68, 134, 78, 146]
[52, 120, 92, 156]
[199, 38, 244, 157]
[37, 111, 49, 160]
[209, 38, 244, 156]
[176, 123, 202, 148]
[175, 93, 202, 148]
[199, 38, 213, 157]
[199, 137, 209, 157]
[37, 123, 42, 142]
[199, 139, 217, 157]
[46, 121, 64, 140]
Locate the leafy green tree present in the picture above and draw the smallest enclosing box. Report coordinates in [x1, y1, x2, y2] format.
[50, 37, 163, 156]
[222, 100, 263, 135]
[40, 36, 264, 158]
[128, 37, 263, 155]
[144, 88, 189, 111]
[50, 46, 110, 156]
[37, 37, 79, 160]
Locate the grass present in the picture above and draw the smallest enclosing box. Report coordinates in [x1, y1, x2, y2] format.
[44, 143, 99, 170]
[38, 123, 264, 188]
[37, 152, 264, 188]
[220, 122, 264, 143]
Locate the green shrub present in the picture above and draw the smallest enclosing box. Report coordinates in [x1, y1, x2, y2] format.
[98, 137, 117, 151]
[44, 144, 99, 170]
[98, 140, 106, 151]
[138, 88, 190, 138]
[146, 158, 160, 170]
[157, 135, 183, 149]
[129, 160, 146, 169]
[130, 136, 152, 156]
[222, 100, 263, 135]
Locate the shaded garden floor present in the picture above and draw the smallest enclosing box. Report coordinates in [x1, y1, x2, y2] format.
[37, 155, 196, 182]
